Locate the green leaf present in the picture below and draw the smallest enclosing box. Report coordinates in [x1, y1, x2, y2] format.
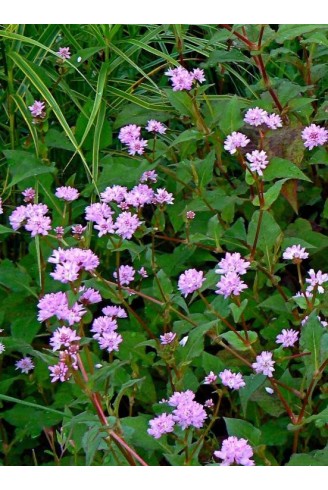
[299, 313, 324, 386]
[224, 417, 261, 446]
[276, 25, 328, 43]
[229, 299, 248, 323]
[170, 129, 203, 146]
[263, 158, 311, 182]
[3, 150, 56, 188]
[247, 210, 282, 253]
[0, 225, 15, 235]
[165, 89, 194, 117]
[219, 95, 244, 134]
[220, 331, 258, 351]
[286, 448, 328, 466]
[239, 374, 266, 416]
[253, 179, 288, 210]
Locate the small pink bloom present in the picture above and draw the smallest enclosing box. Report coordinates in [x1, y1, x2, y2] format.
[252, 351, 275, 377]
[57, 47, 71, 60]
[244, 107, 268, 126]
[302, 124, 328, 150]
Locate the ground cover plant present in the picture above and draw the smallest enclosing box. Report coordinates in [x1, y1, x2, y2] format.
[0, 23, 328, 466]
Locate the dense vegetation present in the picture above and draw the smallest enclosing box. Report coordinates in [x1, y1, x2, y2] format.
[0, 24, 328, 466]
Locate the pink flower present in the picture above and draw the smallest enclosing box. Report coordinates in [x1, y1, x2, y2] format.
[55, 186, 79, 202]
[24, 214, 52, 237]
[252, 351, 275, 377]
[178, 269, 205, 297]
[48, 247, 99, 283]
[94, 217, 115, 237]
[302, 124, 328, 150]
[102, 305, 127, 318]
[85, 202, 113, 222]
[147, 413, 175, 439]
[57, 47, 71, 59]
[118, 125, 141, 144]
[216, 252, 250, 276]
[165, 66, 194, 91]
[215, 272, 247, 298]
[37, 292, 69, 322]
[138, 267, 148, 278]
[10, 203, 52, 237]
[168, 390, 195, 406]
[49, 362, 70, 383]
[160, 332, 177, 345]
[114, 211, 141, 239]
[283, 245, 308, 261]
[214, 436, 254, 466]
[276, 329, 299, 348]
[153, 188, 174, 205]
[246, 150, 269, 176]
[91, 316, 118, 339]
[125, 184, 154, 208]
[219, 369, 245, 390]
[172, 400, 207, 430]
[146, 120, 167, 134]
[140, 170, 158, 183]
[191, 68, 206, 83]
[244, 107, 268, 126]
[49, 326, 81, 351]
[127, 138, 148, 156]
[305, 269, 328, 294]
[79, 287, 102, 305]
[101, 185, 128, 204]
[224, 131, 250, 155]
[204, 399, 214, 408]
[0, 342, 5, 354]
[54, 226, 65, 238]
[28, 100, 46, 118]
[113, 265, 135, 285]
[15, 356, 34, 374]
[71, 224, 87, 236]
[22, 188, 35, 203]
[263, 113, 282, 130]
[186, 211, 195, 220]
[98, 331, 123, 353]
[203, 371, 218, 384]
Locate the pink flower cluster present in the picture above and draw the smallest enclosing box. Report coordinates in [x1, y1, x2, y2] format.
[224, 131, 250, 155]
[57, 47, 71, 60]
[244, 107, 282, 129]
[160, 332, 177, 345]
[9, 203, 51, 237]
[252, 351, 275, 377]
[215, 252, 249, 299]
[305, 269, 328, 294]
[55, 186, 80, 202]
[178, 269, 205, 297]
[37, 291, 87, 325]
[276, 328, 299, 348]
[28, 100, 46, 119]
[246, 150, 269, 176]
[219, 369, 245, 390]
[15, 356, 35, 374]
[148, 390, 207, 438]
[87, 180, 173, 240]
[283, 244, 308, 261]
[48, 247, 100, 283]
[302, 124, 328, 150]
[118, 120, 166, 156]
[214, 436, 254, 466]
[91, 314, 123, 353]
[48, 326, 81, 382]
[165, 66, 206, 91]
